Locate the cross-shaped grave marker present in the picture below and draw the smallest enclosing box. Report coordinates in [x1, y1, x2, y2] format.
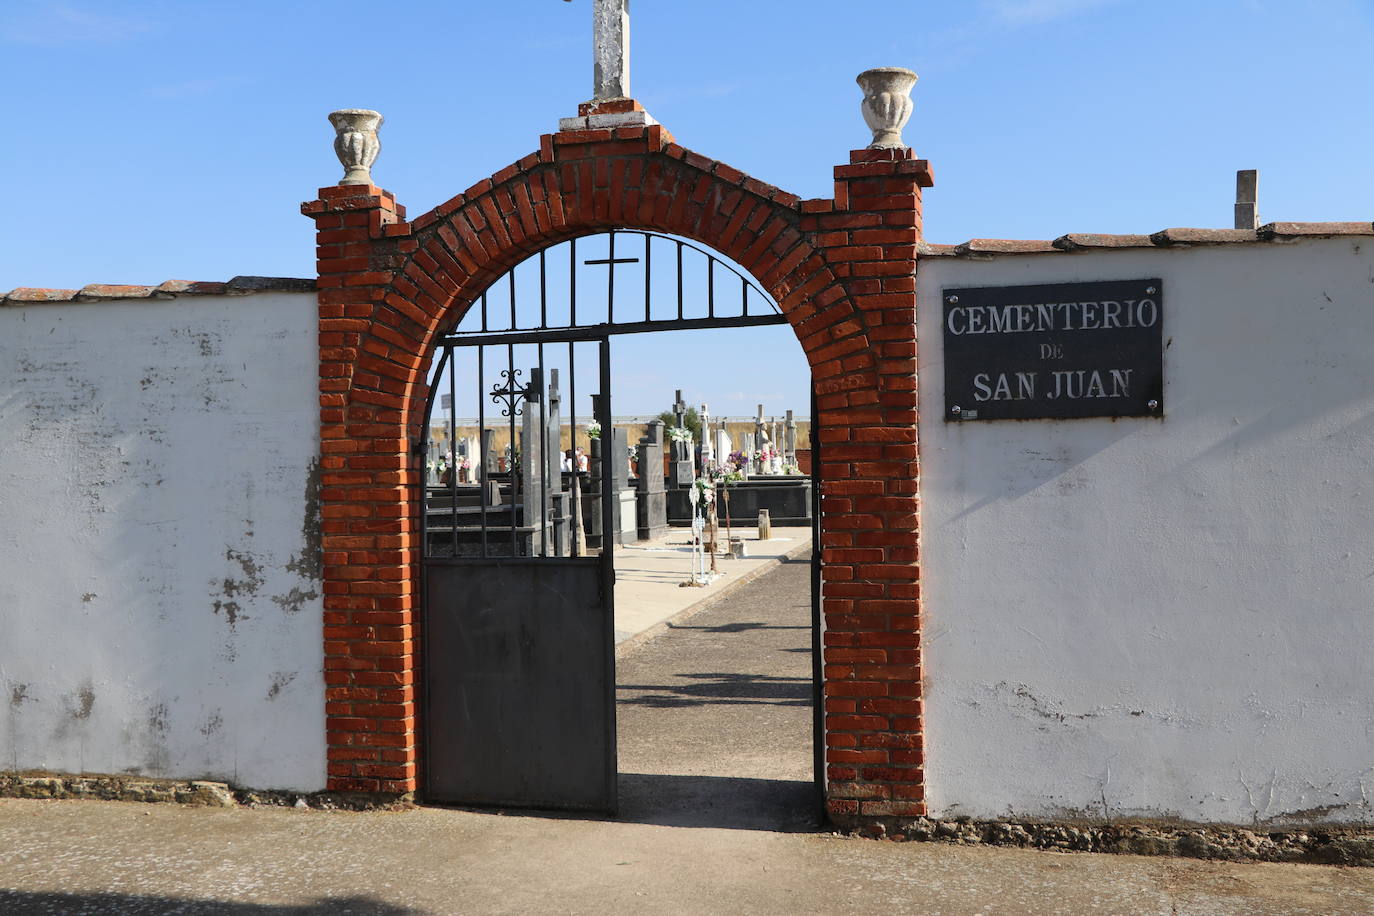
[673, 390, 687, 428]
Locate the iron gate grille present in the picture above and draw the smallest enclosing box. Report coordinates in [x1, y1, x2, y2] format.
[418, 229, 799, 813]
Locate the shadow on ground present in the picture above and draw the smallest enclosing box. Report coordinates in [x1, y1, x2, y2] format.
[432, 773, 819, 834]
[616, 772, 819, 832]
[617, 671, 811, 707]
[0, 892, 420, 915]
[664, 620, 810, 633]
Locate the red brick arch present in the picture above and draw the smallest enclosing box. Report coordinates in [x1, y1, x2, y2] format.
[303, 123, 933, 828]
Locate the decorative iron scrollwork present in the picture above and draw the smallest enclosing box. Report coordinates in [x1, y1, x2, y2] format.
[490, 369, 532, 417]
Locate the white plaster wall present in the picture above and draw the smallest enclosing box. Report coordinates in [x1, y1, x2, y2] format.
[0, 292, 325, 791]
[918, 238, 1374, 826]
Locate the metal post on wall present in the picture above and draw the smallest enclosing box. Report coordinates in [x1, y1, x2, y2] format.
[598, 334, 618, 811]
[810, 385, 824, 821]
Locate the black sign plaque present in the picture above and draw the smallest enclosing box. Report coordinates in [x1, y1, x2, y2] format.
[942, 278, 1163, 422]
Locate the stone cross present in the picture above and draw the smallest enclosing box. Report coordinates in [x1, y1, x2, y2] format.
[673, 389, 687, 428]
[593, 0, 630, 101]
[667, 388, 693, 485]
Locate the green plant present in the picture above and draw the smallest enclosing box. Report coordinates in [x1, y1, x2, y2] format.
[657, 405, 701, 441]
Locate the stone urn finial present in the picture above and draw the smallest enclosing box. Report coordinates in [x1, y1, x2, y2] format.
[856, 68, 917, 150]
[328, 109, 383, 186]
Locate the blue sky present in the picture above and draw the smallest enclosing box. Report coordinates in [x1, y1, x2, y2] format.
[4, 0, 1372, 416]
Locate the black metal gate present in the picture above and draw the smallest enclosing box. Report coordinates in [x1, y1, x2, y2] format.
[420, 230, 801, 813]
[423, 331, 615, 810]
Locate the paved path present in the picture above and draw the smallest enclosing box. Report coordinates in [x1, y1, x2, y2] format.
[615, 550, 816, 831]
[2, 561, 1374, 914]
[611, 525, 811, 647]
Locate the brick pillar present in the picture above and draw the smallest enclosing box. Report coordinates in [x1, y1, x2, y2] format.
[301, 184, 423, 795]
[807, 147, 933, 828]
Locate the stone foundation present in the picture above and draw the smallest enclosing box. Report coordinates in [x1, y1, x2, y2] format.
[833, 814, 1374, 866]
[7, 771, 1370, 866]
[0, 772, 410, 811]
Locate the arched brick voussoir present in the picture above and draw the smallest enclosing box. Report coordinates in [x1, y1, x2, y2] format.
[384, 140, 880, 408]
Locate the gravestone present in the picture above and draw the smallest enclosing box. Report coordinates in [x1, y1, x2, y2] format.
[482, 428, 497, 474]
[545, 370, 568, 555]
[769, 417, 782, 474]
[585, 434, 604, 548]
[609, 424, 630, 491]
[636, 419, 668, 540]
[546, 370, 563, 487]
[699, 402, 714, 472]
[784, 410, 797, 471]
[754, 404, 768, 475]
[583, 396, 634, 547]
[714, 426, 732, 471]
[610, 423, 636, 542]
[457, 435, 477, 482]
[519, 368, 549, 555]
[668, 388, 694, 487]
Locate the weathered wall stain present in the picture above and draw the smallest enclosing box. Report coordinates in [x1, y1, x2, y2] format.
[266, 672, 297, 700]
[144, 702, 170, 775]
[222, 547, 265, 596]
[211, 599, 243, 628]
[199, 711, 224, 738]
[70, 682, 95, 720]
[14, 354, 100, 424]
[212, 544, 266, 630]
[168, 328, 222, 359]
[274, 459, 323, 613]
[285, 458, 323, 583]
[6, 684, 27, 770]
[271, 586, 317, 614]
[53, 681, 97, 740]
[1283, 803, 1348, 820]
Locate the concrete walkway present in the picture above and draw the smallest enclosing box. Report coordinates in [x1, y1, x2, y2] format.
[611, 524, 811, 649]
[2, 558, 1373, 913]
